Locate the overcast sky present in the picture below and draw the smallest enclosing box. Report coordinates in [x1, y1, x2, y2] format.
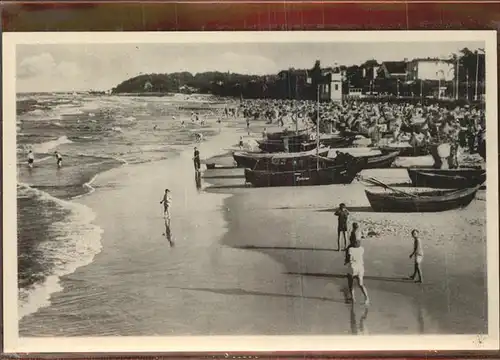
[17, 41, 483, 93]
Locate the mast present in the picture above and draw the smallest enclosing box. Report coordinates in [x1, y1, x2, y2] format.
[474, 50, 480, 101]
[295, 73, 299, 134]
[316, 83, 320, 170]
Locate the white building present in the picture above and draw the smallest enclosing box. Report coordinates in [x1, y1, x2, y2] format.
[407, 58, 455, 81]
[329, 72, 343, 103]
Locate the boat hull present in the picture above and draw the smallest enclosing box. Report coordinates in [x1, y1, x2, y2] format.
[244, 160, 364, 187]
[365, 186, 480, 212]
[379, 145, 429, 157]
[319, 136, 356, 148]
[257, 139, 318, 153]
[363, 150, 400, 169]
[407, 168, 486, 189]
[266, 130, 309, 141]
[233, 148, 329, 169]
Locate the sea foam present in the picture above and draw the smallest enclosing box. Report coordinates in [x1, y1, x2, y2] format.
[17, 183, 104, 320]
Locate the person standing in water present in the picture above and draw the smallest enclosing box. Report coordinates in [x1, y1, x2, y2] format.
[54, 151, 63, 168]
[27, 150, 35, 168]
[345, 223, 370, 305]
[193, 147, 201, 172]
[408, 229, 423, 283]
[159, 189, 173, 245]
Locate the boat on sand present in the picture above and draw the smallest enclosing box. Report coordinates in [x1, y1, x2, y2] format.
[244, 156, 366, 187]
[233, 147, 329, 169]
[365, 185, 480, 212]
[407, 168, 486, 189]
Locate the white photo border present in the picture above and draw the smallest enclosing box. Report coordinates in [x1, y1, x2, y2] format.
[2, 30, 499, 353]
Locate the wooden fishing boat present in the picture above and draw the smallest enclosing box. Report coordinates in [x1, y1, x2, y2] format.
[363, 150, 400, 169]
[266, 129, 309, 141]
[244, 157, 366, 187]
[319, 134, 357, 148]
[320, 150, 400, 169]
[365, 186, 480, 212]
[407, 168, 486, 189]
[379, 144, 430, 157]
[233, 147, 329, 169]
[257, 139, 318, 153]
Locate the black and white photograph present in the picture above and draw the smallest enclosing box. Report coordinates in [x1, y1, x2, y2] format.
[3, 31, 499, 353]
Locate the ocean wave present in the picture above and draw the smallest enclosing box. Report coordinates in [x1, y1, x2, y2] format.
[32, 135, 73, 153]
[17, 183, 104, 320]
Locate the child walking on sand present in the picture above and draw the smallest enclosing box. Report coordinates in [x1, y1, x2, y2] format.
[408, 229, 423, 283]
[345, 223, 370, 305]
[334, 203, 349, 251]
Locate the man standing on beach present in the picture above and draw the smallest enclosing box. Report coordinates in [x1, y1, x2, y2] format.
[345, 223, 370, 305]
[160, 189, 173, 245]
[193, 147, 201, 172]
[408, 229, 423, 283]
[334, 203, 349, 251]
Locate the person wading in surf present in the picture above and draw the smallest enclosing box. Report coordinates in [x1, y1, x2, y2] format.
[54, 151, 63, 168]
[160, 189, 174, 246]
[27, 150, 34, 169]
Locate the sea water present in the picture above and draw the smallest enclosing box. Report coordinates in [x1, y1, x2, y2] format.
[16, 92, 225, 321]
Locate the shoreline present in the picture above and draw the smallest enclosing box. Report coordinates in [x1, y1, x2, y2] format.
[17, 119, 237, 324]
[18, 122, 245, 334]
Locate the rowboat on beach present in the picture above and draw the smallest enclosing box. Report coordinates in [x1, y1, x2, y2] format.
[265, 129, 310, 141]
[244, 157, 366, 187]
[407, 168, 486, 189]
[233, 147, 330, 169]
[257, 139, 319, 153]
[364, 185, 480, 212]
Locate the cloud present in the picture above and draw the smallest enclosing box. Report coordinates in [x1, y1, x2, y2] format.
[17, 52, 80, 80]
[215, 52, 277, 75]
[17, 53, 57, 79]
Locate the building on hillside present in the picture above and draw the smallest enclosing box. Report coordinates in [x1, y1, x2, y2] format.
[377, 61, 408, 80]
[407, 58, 455, 81]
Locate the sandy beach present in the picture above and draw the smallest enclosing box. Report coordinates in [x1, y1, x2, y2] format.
[17, 101, 487, 337]
[203, 118, 487, 335]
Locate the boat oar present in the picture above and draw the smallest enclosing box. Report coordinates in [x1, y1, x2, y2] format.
[359, 175, 418, 198]
[368, 177, 419, 198]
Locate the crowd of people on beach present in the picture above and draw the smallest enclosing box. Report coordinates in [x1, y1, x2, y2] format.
[237, 98, 486, 159]
[226, 97, 483, 304]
